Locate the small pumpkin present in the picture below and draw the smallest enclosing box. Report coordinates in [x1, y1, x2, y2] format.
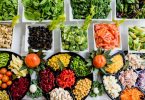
[25, 53, 40, 68]
[93, 55, 106, 68]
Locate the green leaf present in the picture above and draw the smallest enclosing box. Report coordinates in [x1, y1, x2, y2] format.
[57, 58, 65, 71]
[11, 15, 20, 27]
[19, 65, 27, 71]
[48, 14, 66, 31]
[113, 18, 125, 27]
[28, 69, 34, 75]
[100, 68, 107, 74]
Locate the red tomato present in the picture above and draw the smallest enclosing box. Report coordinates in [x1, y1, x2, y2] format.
[7, 80, 12, 86]
[2, 75, 9, 82]
[6, 71, 12, 77]
[93, 55, 106, 68]
[1, 83, 7, 89]
[0, 68, 7, 74]
[0, 74, 3, 79]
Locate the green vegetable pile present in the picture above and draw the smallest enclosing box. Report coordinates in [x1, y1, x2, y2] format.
[0, 53, 9, 68]
[129, 26, 145, 51]
[22, 0, 64, 21]
[89, 81, 104, 97]
[117, 0, 145, 18]
[70, 56, 91, 76]
[70, 0, 111, 19]
[0, 0, 18, 21]
[61, 26, 88, 51]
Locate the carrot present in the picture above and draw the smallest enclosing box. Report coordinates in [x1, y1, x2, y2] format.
[94, 23, 120, 50]
[120, 88, 144, 100]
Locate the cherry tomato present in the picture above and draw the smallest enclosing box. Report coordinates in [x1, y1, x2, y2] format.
[0, 68, 7, 74]
[7, 80, 12, 86]
[2, 75, 9, 82]
[6, 71, 12, 77]
[0, 74, 3, 79]
[1, 83, 7, 89]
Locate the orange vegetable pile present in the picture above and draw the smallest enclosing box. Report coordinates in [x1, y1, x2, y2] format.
[25, 53, 40, 68]
[120, 88, 144, 100]
[94, 23, 120, 50]
[0, 68, 12, 89]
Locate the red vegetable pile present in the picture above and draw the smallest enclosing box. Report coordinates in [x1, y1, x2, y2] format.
[39, 68, 55, 93]
[10, 77, 30, 100]
[57, 69, 75, 88]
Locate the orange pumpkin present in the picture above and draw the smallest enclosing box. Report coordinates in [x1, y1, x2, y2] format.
[25, 53, 40, 68]
[93, 55, 106, 68]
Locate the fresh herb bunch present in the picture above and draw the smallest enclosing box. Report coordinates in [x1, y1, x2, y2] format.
[117, 0, 145, 18]
[27, 80, 43, 99]
[22, 0, 64, 21]
[70, 0, 111, 19]
[0, 0, 18, 21]
[89, 81, 104, 97]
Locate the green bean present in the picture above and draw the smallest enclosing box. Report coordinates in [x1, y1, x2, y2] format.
[129, 26, 145, 51]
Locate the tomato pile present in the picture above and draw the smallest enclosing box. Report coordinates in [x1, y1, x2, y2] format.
[39, 68, 55, 93]
[57, 69, 75, 88]
[0, 68, 12, 89]
[10, 77, 30, 100]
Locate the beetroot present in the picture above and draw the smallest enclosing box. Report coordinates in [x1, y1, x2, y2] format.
[39, 68, 55, 93]
[10, 77, 30, 100]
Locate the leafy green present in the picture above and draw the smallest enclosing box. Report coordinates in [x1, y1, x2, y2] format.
[116, 0, 145, 18]
[89, 81, 104, 97]
[27, 80, 43, 99]
[11, 15, 20, 27]
[22, 0, 64, 21]
[0, 0, 18, 21]
[70, 0, 111, 19]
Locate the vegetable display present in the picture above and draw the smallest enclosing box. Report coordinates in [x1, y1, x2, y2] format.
[48, 54, 71, 71]
[119, 69, 138, 88]
[94, 23, 120, 50]
[0, 0, 18, 21]
[10, 77, 30, 100]
[70, 0, 111, 19]
[49, 88, 73, 100]
[0, 24, 13, 49]
[126, 54, 145, 70]
[22, 0, 64, 21]
[9, 55, 28, 78]
[28, 26, 52, 50]
[39, 68, 55, 93]
[73, 78, 92, 100]
[116, 0, 145, 19]
[0, 53, 9, 68]
[103, 75, 122, 99]
[70, 56, 91, 76]
[105, 54, 124, 74]
[120, 88, 144, 100]
[45, 52, 93, 99]
[0, 68, 12, 89]
[128, 26, 145, 51]
[61, 26, 88, 51]
[56, 69, 75, 88]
